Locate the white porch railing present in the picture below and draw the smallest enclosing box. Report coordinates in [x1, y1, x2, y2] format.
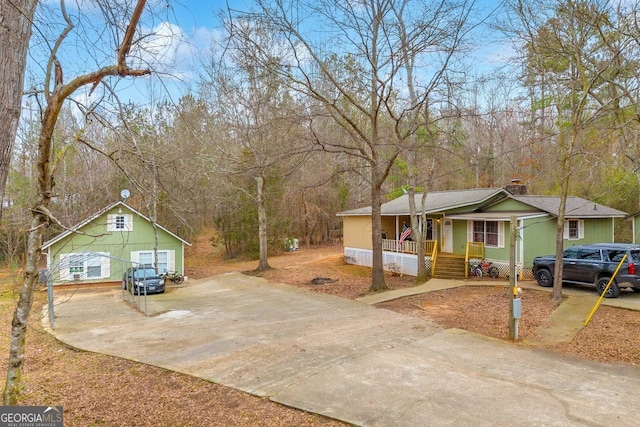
[382, 239, 436, 255]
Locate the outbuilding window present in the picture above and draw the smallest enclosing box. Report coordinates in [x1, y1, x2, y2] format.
[60, 252, 110, 280]
[131, 250, 173, 273]
[107, 214, 133, 231]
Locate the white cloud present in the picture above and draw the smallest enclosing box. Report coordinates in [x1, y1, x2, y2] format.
[129, 22, 185, 74]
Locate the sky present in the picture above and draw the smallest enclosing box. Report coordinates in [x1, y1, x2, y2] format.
[162, 0, 512, 101]
[29, 0, 512, 112]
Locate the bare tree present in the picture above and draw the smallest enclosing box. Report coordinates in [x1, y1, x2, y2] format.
[238, 0, 475, 292]
[203, 16, 312, 271]
[3, 0, 151, 404]
[0, 0, 38, 223]
[503, 0, 632, 303]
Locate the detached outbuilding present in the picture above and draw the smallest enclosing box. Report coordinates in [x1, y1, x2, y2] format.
[338, 184, 627, 279]
[42, 201, 190, 285]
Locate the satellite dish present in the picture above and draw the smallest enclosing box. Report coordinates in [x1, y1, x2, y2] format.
[120, 189, 130, 200]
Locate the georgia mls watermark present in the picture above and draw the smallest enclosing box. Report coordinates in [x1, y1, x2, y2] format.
[0, 406, 63, 427]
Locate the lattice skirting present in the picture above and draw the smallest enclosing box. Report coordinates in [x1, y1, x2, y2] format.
[344, 247, 432, 277]
[465, 258, 533, 280]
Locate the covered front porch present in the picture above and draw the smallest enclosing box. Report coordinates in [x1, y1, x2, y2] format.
[346, 239, 520, 279]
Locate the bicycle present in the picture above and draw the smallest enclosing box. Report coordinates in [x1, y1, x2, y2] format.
[160, 270, 184, 284]
[469, 260, 499, 278]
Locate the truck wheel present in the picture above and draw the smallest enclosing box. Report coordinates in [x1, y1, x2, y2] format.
[535, 269, 553, 287]
[596, 277, 620, 298]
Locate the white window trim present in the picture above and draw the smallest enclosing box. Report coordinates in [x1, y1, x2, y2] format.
[467, 220, 505, 249]
[131, 250, 175, 273]
[563, 219, 584, 240]
[107, 214, 133, 232]
[59, 252, 110, 281]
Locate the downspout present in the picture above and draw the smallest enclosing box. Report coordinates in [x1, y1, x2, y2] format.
[518, 218, 524, 278]
[441, 213, 446, 251]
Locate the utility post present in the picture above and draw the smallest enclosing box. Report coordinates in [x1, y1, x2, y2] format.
[509, 215, 521, 340]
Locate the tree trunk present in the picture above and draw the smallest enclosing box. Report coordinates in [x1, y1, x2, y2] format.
[3, 210, 46, 404]
[256, 176, 271, 271]
[552, 210, 566, 305]
[3, 0, 149, 404]
[369, 172, 387, 292]
[0, 0, 38, 223]
[4, 97, 58, 404]
[552, 143, 572, 305]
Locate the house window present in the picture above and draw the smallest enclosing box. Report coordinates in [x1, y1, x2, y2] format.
[471, 220, 501, 248]
[473, 221, 485, 243]
[136, 250, 169, 272]
[425, 219, 434, 240]
[563, 219, 584, 240]
[568, 220, 578, 239]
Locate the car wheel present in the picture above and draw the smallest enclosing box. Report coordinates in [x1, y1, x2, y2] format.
[596, 277, 620, 298]
[535, 269, 553, 287]
[488, 266, 499, 278]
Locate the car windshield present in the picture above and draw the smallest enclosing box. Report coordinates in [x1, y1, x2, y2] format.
[133, 268, 158, 279]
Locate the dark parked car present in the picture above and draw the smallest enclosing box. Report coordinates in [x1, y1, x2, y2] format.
[532, 243, 640, 298]
[122, 266, 165, 294]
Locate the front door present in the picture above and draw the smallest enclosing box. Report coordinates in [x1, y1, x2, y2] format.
[442, 219, 453, 253]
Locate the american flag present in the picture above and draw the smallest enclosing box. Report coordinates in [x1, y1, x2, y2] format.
[398, 226, 412, 245]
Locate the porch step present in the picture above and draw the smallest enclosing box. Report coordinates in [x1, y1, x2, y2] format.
[433, 253, 466, 279]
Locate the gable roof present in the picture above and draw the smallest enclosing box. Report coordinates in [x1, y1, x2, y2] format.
[337, 188, 627, 219]
[338, 188, 508, 216]
[42, 201, 191, 250]
[509, 195, 626, 218]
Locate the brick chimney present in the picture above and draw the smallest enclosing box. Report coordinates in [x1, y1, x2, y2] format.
[505, 179, 527, 195]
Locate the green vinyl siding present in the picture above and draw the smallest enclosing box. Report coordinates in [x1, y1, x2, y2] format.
[484, 198, 536, 212]
[520, 217, 615, 268]
[47, 205, 185, 284]
[579, 218, 614, 243]
[520, 216, 556, 268]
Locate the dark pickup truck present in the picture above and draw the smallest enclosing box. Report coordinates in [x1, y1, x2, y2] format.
[532, 243, 640, 298]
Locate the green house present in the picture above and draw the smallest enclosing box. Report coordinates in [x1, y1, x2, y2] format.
[42, 201, 191, 285]
[338, 184, 627, 279]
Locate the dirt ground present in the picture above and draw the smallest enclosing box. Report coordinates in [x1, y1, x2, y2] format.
[2, 237, 639, 426]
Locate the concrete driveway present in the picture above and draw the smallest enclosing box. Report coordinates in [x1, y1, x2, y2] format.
[46, 273, 640, 426]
